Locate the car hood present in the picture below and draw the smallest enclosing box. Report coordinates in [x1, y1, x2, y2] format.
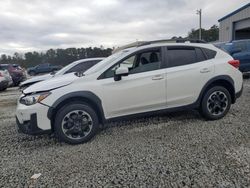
[23, 73, 78, 94]
[20, 74, 53, 86]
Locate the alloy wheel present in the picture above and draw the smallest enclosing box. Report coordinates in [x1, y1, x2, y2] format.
[61, 110, 93, 140]
[207, 91, 228, 116]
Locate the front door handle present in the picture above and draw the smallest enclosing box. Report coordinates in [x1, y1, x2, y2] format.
[200, 68, 211, 73]
[152, 75, 164, 80]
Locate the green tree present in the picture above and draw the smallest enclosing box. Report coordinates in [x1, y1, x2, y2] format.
[0, 46, 112, 68]
[187, 25, 219, 42]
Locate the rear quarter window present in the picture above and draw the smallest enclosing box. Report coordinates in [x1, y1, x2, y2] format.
[202, 48, 217, 59]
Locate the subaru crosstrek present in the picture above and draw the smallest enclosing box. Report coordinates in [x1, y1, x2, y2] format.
[16, 42, 243, 144]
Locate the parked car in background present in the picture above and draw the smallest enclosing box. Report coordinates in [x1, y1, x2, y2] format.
[27, 63, 63, 76]
[0, 64, 26, 86]
[16, 42, 243, 144]
[0, 69, 13, 87]
[0, 73, 9, 91]
[20, 58, 104, 90]
[214, 39, 250, 72]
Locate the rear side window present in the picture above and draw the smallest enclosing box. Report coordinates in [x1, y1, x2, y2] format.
[202, 48, 217, 59]
[167, 46, 207, 68]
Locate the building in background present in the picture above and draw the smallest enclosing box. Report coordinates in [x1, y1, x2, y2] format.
[218, 3, 250, 42]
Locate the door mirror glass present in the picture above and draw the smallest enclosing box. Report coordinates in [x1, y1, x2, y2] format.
[114, 66, 129, 81]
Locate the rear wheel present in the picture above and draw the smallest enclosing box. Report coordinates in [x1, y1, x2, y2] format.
[54, 103, 99, 144]
[200, 86, 231, 120]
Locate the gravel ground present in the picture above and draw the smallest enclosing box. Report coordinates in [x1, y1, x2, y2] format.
[0, 81, 250, 187]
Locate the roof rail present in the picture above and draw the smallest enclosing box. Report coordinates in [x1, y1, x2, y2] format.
[137, 39, 206, 47]
[112, 39, 207, 53]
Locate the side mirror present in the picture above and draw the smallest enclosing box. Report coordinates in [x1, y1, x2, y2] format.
[114, 66, 129, 81]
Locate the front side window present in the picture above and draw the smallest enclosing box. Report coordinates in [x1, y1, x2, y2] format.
[102, 49, 161, 79]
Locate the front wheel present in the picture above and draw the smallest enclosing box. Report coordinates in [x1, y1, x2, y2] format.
[54, 103, 99, 144]
[200, 86, 231, 120]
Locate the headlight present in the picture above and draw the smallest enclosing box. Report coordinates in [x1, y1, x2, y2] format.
[20, 92, 51, 106]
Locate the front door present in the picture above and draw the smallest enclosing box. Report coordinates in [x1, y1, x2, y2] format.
[98, 48, 167, 119]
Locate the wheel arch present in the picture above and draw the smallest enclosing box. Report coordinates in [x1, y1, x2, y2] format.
[47, 91, 106, 131]
[197, 75, 236, 106]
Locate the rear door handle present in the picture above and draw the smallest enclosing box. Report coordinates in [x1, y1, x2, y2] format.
[152, 75, 164, 80]
[200, 68, 211, 73]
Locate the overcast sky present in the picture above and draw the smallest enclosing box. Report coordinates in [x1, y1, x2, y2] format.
[0, 0, 249, 55]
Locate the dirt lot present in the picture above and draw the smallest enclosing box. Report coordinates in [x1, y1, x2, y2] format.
[0, 81, 250, 187]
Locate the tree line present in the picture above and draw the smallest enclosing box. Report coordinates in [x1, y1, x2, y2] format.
[0, 47, 113, 68]
[0, 25, 219, 68]
[172, 25, 219, 42]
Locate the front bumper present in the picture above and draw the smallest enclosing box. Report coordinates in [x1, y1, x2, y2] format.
[16, 101, 52, 135]
[16, 114, 51, 135]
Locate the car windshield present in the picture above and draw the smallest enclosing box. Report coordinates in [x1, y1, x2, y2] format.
[84, 51, 127, 75]
[54, 60, 82, 76]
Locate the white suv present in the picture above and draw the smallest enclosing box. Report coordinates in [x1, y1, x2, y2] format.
[16, 42, 243, 144]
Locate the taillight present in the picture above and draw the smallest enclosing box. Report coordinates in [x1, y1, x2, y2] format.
[228, 60, 240, 69]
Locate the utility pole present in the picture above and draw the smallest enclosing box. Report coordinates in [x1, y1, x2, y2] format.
[196, 9, 202, 40]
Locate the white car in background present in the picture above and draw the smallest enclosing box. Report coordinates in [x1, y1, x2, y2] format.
[0, 69, 13, 90]
[19, 58, 105, 90]
[16, 41, 243, 144]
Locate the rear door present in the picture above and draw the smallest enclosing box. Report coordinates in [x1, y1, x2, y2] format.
[165, 46, 215, 108]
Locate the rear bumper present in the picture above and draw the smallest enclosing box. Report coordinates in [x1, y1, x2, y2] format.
[11, 73, 26, 84]
[16, 114, 51, 135]
[236, 84, 243, 99]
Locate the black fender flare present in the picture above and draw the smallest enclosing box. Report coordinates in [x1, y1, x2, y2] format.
[47, 91, 106, 124]
[195, 75, 235, 106]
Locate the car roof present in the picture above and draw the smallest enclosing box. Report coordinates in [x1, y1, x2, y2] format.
[121, 42, 217, 54]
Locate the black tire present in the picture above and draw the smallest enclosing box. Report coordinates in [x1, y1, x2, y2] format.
[0, 87, 7, 91]
[54, 102, 99, 144]
[29, 71, 36, 76]
[200, 86, 231, 120]
[2, 87, 7, 91]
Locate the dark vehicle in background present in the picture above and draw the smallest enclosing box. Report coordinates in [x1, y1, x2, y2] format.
[27, 63, 63, 76]
[0, 64, 26, 86]
[214, 39, 250, 72]
[20, 58, 104, 90]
